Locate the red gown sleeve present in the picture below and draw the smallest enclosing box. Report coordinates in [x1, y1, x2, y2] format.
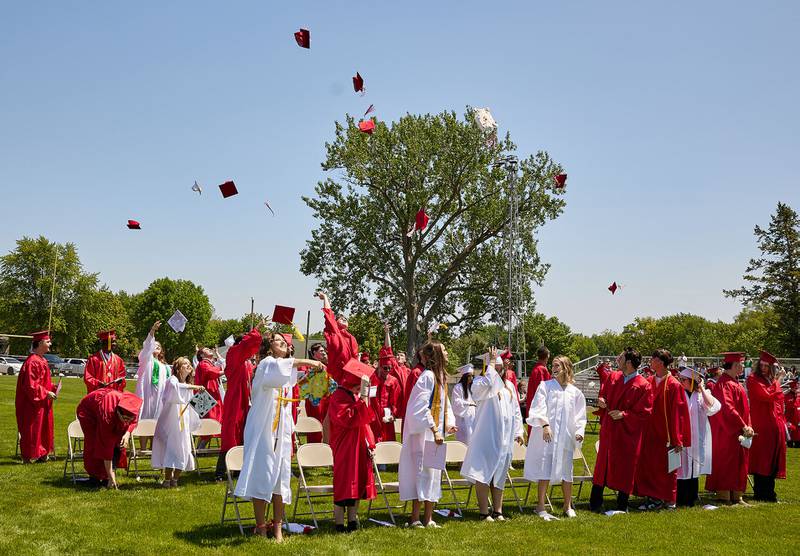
[747, 375, 780, 403]
[239, 329, 263, 359]
[22, 360, 50, 403]
[84, 357, 101, 391]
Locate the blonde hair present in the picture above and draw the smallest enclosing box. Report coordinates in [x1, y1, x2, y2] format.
[552, 355, 574, 384]
[171, 356, 195, 384]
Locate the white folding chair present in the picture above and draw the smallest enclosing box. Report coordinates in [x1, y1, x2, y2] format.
[294, 416, 323, 451]
[292, 443, 335, 528]
[506, 442, 533, 511]
[220, 446, 253, 535]
[62, 419, 85, 482]
[128, 419, 157, 480]
[439, 440, 473, 516]
[366, 441, 406, 524]
[192, 418, 222, 475]
[393, 418, 403, 438]
[545, 443, 594, 508]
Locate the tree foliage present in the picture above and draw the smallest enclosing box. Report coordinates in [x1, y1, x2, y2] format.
[301, 109, 566, 354]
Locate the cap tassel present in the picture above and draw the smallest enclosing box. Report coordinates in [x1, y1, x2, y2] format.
[108, 335, 112, 351]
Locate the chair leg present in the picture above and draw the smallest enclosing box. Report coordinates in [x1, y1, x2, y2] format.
[444, 470, 463, 517]
[221, 491, 228, 524]
[306, 489, 318, 528]
[507, 474, 523, 513]
[232, 495, 244, 536]
[524, 482, 532, 506]
[292, 484, 301, 521]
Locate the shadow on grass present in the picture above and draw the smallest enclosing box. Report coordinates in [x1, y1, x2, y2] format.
[173, 523, 252, 548]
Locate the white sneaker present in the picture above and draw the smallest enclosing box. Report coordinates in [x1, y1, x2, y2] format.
[536, 510, 559, 522]
[405, 520, 424, 529]
[564, 508, 577, 518]
[425, 520, 441, 529]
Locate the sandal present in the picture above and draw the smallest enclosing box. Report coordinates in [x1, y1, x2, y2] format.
[491, 511, 506, 522]
[253, 524, 268, 537]
[479, 513, 495, 522]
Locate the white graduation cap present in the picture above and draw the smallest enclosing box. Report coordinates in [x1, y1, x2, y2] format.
[476, 352, 491, 364]
[473, 107, 497, 132]
[167, 310, 188, 333]
[457, 364, 474, 376]
[192, 181, 202, 195]
[224, 334, 235, 347]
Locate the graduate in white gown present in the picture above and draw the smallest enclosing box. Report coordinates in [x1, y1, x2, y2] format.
[135, 321, 170, 423]
[676, 367, 720, 507]
[451, 364, 476, 444]
[523, 355, 587, 520]
[460, 348, 524, 522]
[234, 333, 322, 542]
[398, 341, 456, 528]
[151, 357, 206, 487]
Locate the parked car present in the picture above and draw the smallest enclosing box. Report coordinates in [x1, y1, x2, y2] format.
[43, 353, 66, 373]
[0, 356, 23, 375]
[126, 364, 139, 379]
[61, 358, 87, 377]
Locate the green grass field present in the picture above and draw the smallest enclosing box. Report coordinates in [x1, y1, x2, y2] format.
[1, 376, 798, 555]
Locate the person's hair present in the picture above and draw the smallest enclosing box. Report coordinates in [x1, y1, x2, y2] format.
[651, 349, 673, 367]
[622, 347, 642, 370]
[458, 372, 473, 396]
[421, 341, 447, 384]
[537, 346, 550, 361]
[722, 361, 734, 370]
[753, 358, 774, 379]
[233, 335, 244, 345]
[310, 342, 324, 356]
[262, 332, 289, 359]
[154, 341, 166, 364]
[552, 355, 574, 384]
[32, 340, 43, 349]
[171, 356, 194, 384]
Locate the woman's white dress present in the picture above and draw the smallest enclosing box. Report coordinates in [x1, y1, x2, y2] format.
[460, 367, 523, 489]
[152, 375, 200, 471]
[398, 370, 455, 502]
[677, 389, 721, 479]
[135, 332, 170, 420]
[234, 356, 297, 502]
[523, 378, 587, 483]
[451, 382, 476, 445]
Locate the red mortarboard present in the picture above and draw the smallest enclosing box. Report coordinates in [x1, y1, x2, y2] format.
[353, 72, 364, 93]
[500, 349, 513, 360]
[97, 330, 117, 341]
[608, 282, 618, 295]
[554, 173, 567, 188]
[31, 330, 51, 342]
[117, 392, 142, 416]
[294, 28, 310, 49]
[358, 120, 375, 134]
[759, 350, 778, 365]
[415, 208, 429, 231]
[218, 181, 238, 198]
[127, 220, 141, 230]
[341, 358, 375, 387]
[722, 352, 745, 364]
[281, 333, 294, 347]
[378, 346, 394, 365]
[272, 305, 296, 326]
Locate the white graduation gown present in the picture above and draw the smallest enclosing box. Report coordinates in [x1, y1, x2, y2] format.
[460, 368, 523, 488]
[152, 376, 200, 471]
[234, 356, 297, 502]
[678, 390, 721, 479]
[399, 370, 455, 502]
[451, 383, 476, 445]
[135, 332, 169, 420]
[523, 379, 587, 483]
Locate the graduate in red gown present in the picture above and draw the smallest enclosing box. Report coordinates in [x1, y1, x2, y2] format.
[590, 347, 654, 513]
[525, 346, 551, 435]
[77, 389, 142, 488]
[372, 351, 402, 442]
[215, 323, 264, 479]
[328, 359, 377, 532]
[500, 349, 518, 389]
[747, 350, 787, 502]
[785, 380, 800, 448]
[706, 352, 752, 504]
[84, 330, 126, 393]
[381, 323, 410, 420]
[319, 292, 358, 385]
[15, 331, 56, 463]
[634, 349, 691, 510]
[195, 346, 225, 423]
[303, 342, 332, 443]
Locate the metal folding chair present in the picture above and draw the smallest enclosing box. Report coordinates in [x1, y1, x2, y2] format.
[220, 446, 253, 535]
[62, 420, 85, 482]
[366, 441, 407, 524]
[292, 443, 335, 528]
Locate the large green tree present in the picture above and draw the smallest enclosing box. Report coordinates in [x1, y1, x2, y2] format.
[301, 109, 566, 354]
[724, 202, 800, 355]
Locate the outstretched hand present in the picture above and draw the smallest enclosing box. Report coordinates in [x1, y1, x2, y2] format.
[150, 320, 162, 335]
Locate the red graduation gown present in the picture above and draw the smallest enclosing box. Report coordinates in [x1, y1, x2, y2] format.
[370, 372, 401, 442]
[593, 371, 654, 494]
[195, 359, 224, 423]
[219, 329, 261, 451]
[328, 387, 376, 502]
[77, 389, 139, 480]
[84, 351, 126, 393]
[323, 307, 359, 385]
[525, 363, 551, 435]
[634, 375, 692, 504]
[15, 354, 54, 461]
[706, 373, 750, 492]
[785, 392, 800, 442]
[746, 375, 787, 479]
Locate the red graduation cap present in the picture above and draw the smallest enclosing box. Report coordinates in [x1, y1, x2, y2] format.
[500, 349, 513, 360]
[360, 351, 371, 363]
[127, 220, 141, 230]
[219, 181, 238, 198]
[341, 358, 375, 387]
[97, 330, 117, 341]
[281, 333, 294, 347]
[353, 72, 364, 93]
[31, 330, 51, 342]
[117, 392, 143, 416]
[294, 28, 310, 48]
[272, 305, 296, 326]
[759, 350, 778, 366]
[722, 352, 745, 364]
[554, 173, 567, 188]
[608, 282, 618, 294]
[415, 208, 429, 231]
[358, 120, 375, 134]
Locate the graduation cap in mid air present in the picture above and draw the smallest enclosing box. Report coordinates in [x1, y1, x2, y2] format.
[364, 104, 375, 117]
[353, 72, 364, 93]
[192, 181, 202, 195]
[127, 220, 141, 230]
[219, 180, 238, 198]
[608, 282, 618, 295]
[358, 119, 375, 134]
[554, 173, 567, 188]
[294, 28, 310, 48]
[272, 305, 305, 341]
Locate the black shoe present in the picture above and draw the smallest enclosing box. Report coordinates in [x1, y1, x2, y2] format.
[347, 520, 359, 532]
[335, 524, 346, 533]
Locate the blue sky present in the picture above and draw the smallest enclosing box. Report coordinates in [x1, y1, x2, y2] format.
[1, 1, 798, 336]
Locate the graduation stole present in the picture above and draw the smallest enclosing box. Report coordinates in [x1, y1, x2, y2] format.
[661, 375, 671, 446]
[429, 377, 448, 433]
[151, 360, 161, 386]
[272, 386, 300, 433]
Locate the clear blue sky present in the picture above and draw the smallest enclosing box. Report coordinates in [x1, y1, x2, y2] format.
[1, 1, 798, 336]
